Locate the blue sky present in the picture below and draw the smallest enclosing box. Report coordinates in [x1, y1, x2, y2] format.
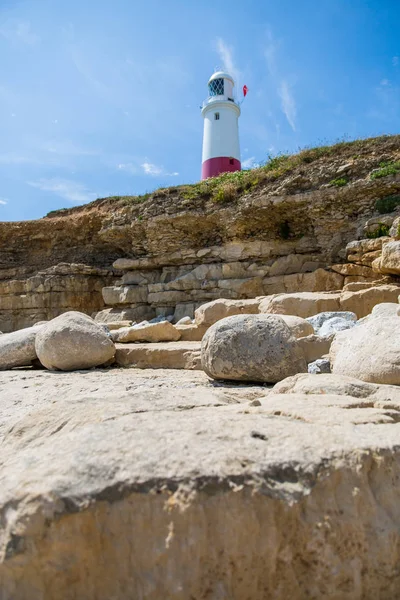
[1, 0, 400, 221]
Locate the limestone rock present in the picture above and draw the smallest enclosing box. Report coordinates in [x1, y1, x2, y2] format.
[330, 315, 400, 384]
[111, 320, 181, 343]
[102, 285, 148, 306]
[175, 323, 208, 341]
[370, 302, 399, 318]
[94, 306, 155, 323]
[35, 311, 116, 371]
[3, 366, 400, 598]
[389, 216, 400, 238]
[377, 240, 400, 275]
[201, 314, 307, 382]
[271, 372, 400, 402]
[308, 358, 331, 374]
[260, 292, 342, 319]
[262, 286, 400, 319]
[318, 316, 356, 337]
[296, 334, 333, 363]
[276, 314, 315, 338]
[115, 341, 201, 369]
[306, 311, 357, 334]
[0, 324, 43, 370]
[195, 298, 260, 326]
[176, 316, 192, 325]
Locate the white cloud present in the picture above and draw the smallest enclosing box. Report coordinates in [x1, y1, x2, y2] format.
[242, 156, 257, 169]
[380, 79, 390, 86]
[118, 163, 138, 174]
[264, 29, 297, 132]
[0, 198, 8, 205]
[0, 20, 39, 45]
[216, 38, 240, 85]
[141, 162, 178, 177]
[279, 80, 297, 132]
[393, 56, 399, 67]
[28, 179, 97, 204]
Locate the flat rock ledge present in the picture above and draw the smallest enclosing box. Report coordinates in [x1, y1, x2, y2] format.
[1, 369, 400, 599]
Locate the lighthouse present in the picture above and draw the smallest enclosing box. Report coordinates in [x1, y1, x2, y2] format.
[201, 70, 241, 179]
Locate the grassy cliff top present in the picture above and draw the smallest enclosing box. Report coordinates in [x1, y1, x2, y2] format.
[45, 134, 400, 219]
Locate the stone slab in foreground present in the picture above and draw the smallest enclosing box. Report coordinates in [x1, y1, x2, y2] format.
[115, 341, 202, 369]
[1, 369, 400, 598]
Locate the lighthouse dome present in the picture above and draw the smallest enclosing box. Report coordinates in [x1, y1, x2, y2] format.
[207, 71, 235, 100]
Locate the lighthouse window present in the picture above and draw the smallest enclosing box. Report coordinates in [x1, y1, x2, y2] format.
[229, 158, 234, 165]
[214, 112, 220, 120]
[209, 78, 224, 96]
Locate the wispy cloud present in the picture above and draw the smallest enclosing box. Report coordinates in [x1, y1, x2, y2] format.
[242, 156, 257, 169]
[141, 162, 178, 177]
[28, 179, 97, 204]
[264, 28, 297, 132]
[216, 38, 240, 85]
[0, 20, 39, 45]
[279, 80, 297, 132]
[393, 56, 399, 67]
[118, 163, 138, 175]
[0, 198, 8, 205]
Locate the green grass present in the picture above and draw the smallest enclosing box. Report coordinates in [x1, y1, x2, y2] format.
[375, 194, 400, 214]
[365, 223, 391, 238]
[370, 161, 400, 180]
[329, 177, 348, 187]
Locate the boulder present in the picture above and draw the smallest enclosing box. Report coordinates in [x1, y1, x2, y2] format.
[277, 314, 315, 338]
[176, 316, 193, 325]
[330, 315, 400, 384]
[318, 316, 356, 337]
[94, 306, 155, 323]
[195, 298, 260, 326]
[111, 320, 181, 343]
[339, 285, 400, 317]
[175, 323, 208, 341]
[296, 334, 333, 363]
[0, 324, 43, 370]
[308, 358, 331, 374]
[377, 241, 400, 275]
[260, 292, 342, 319]
[370, 302, 399, 318]
[35, 311, 116, 371]
[201, 314, 307, 382]
[306, 311, 357, 334]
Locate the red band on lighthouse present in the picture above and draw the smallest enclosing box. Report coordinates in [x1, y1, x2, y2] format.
[201, 156, 241, 179]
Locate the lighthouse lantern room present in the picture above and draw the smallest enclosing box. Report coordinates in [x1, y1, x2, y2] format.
[201, 70, 241, 179]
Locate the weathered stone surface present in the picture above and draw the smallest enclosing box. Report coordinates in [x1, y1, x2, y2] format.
[260, 292, 342, 318]
[201, 314, 307, 382]
[175, 316, 192, 325]
[306, 311, 357, 333]
[195, 298, 260, 326]
[2, 367, 400, 598]
[103, 320, 132, 330]
[35, 311, 115, 371]
[276, 314, 315, 338]
[0, 324, 42, 370]
[271, 372, 400, 402]
[115, 341, 202, 369]
[0, 264, 114, 333]
[389, 216, 400, 238]
[377, 240, 400, 275]
[262, 286, 400, 319]
[94, 306, 155, 323]
[111, 321, 181, 343]
[175, 323, 208, 341]
[318, 316, 357, 337]
[296, 334, 333, 363]
[308, 358, 331, 374]
[102, 285, 148, 306]
[371, 302, 400, 318]
[330, 315, 400, 384]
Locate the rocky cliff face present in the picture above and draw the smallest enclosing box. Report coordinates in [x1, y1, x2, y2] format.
[2, 135, 400, 331]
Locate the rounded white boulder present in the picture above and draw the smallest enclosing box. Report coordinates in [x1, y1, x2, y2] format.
[35, 311, 115, 371]
[201, 314, 307, 383]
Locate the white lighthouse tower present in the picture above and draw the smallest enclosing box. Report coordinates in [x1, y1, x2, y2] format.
[201, 70, 241, 179]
